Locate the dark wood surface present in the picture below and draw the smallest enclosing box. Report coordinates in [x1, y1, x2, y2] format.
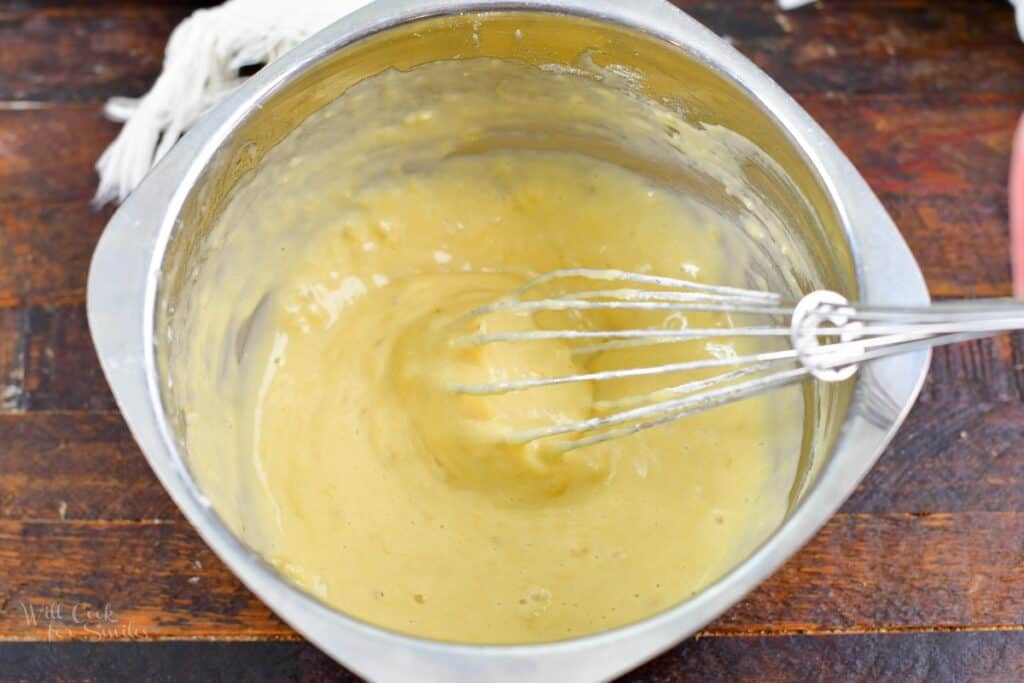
[1, 0, 1024, 680]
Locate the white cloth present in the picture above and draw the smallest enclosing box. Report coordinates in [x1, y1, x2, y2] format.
[1016, 0, 1024, 42]
[94, 0, 372, 205]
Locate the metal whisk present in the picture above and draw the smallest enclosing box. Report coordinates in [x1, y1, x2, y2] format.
[449, 268, 1024, 451]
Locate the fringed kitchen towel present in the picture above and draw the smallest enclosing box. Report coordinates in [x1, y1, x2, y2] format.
[94, 0, 372, 205]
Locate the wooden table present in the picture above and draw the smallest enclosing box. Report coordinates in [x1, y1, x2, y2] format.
[1, 0, 1023, 679]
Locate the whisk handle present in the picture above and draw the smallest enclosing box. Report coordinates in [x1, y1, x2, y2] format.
[791, 292, 1024, 381]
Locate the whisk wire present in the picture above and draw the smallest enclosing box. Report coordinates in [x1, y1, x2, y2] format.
[447, 268, 1024, 451]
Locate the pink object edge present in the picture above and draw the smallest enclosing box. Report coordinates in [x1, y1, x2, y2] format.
[1010, 113, 1024, 299]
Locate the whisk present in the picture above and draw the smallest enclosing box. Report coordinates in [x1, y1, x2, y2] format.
[450, 268, 1024, 451]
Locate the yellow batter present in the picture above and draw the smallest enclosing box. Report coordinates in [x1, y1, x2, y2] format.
[169, 58, 804, 644]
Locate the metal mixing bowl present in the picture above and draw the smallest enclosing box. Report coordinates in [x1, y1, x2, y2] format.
[87, 1, 930, 680]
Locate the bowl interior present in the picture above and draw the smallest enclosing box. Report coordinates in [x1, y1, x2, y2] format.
[155, 8, 857, 642]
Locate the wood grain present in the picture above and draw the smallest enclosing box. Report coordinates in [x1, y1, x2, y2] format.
[0, 106, 117, 204]
[0, 5, 193, 102]
[0, 309, 24, 412]
[0, 641, 355, 683]
[1, 632, 1023, 683]
[0, 522, 288, 640]
[885, 190, 1012, 298]
[0, 1, 206, 10]
[0, 204, 111, 309]
[923, 335, 1024, 403]
[0, 413, 178, 522]
[0, 306, 114, 412]
[685, 0, 1024, 95]
[848, 400, 1024, 514]
[626, 630, 1024, 683]
[800, 93, 1022, 197]
[1, 0, 1023, 679]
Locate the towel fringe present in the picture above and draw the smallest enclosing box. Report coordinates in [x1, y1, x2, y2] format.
[94, 0, 371, 205]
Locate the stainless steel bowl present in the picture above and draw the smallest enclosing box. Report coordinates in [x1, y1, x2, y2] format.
[87, 1, 930, 680]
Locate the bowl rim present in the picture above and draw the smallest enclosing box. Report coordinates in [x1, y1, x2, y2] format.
[87, 1, 931, 680]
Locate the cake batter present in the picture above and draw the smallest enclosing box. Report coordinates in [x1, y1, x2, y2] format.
[167, 58, 805, 644]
